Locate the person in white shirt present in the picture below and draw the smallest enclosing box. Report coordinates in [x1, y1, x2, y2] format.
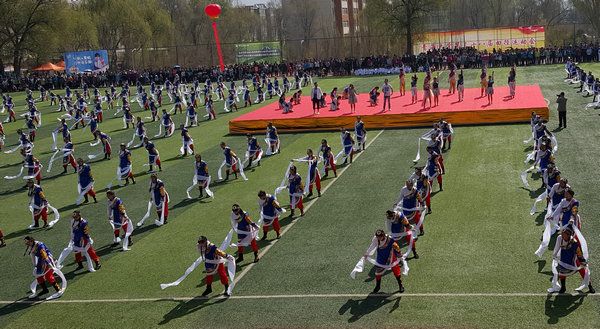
[311, 82, 323, 115]
[382, 79, 393, 112]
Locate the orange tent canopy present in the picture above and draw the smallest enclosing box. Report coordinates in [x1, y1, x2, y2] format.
[54, 60, 65, 70]
[32, 62, 64, 71]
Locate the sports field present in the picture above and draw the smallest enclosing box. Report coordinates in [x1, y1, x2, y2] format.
[0, 65, 599, 329]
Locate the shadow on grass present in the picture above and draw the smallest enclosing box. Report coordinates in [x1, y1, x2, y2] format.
[0, 186, 26, 197]
[519, 186, 544, 199]
[158, 296, 228, 325]
[534, 212, 546, 226]
[4, 228, 31, 240]
[0, 298, 41, 318]
[0, 162, 21, 169]
[338, 294, 401, 323]
[545, 293, 586, 324]
[170, 197, 208, 211]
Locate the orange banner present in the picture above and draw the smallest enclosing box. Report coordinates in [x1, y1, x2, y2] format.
[414, 26, 545, 53]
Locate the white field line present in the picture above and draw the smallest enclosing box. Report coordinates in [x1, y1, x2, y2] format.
[232, 129, 386, 285]
[0, 292, 595, 304]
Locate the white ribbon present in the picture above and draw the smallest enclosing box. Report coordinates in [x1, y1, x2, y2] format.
[520, 165, 535, 188]
[51, 131, 58, 150]
[75, 182, 94, 205]
[29, 258, 67, 300]
[186, 175, 214, 199]
[217, 158, 247, 181]
[530, 190, 548, 215]
[160, 238, 237, 294]
[106, 165, 132, 189]
[351, 236, 409, 279]
[4, 166, 24, 179]
[110, 218, 134, 251]
[47, 149, 72, 173]
[244, 149, 263, 167]
[4, 143, 21, 154]
[180, 138, 194, 155]
[154, 122, 175, 138]
[264, 137, 280, 156]
[548, 229, 590, 292]
[274, 162, 294, 196]
[57, 240, 95, 273]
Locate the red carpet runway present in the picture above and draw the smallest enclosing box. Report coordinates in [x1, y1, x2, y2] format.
[229, 85, 549, 134]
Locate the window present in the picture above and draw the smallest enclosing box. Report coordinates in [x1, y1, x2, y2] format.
[342, 21, 349, 28]
[341, 0, 348, 9]
[353, 0, 359, 8]
[342, 8, 348, 15]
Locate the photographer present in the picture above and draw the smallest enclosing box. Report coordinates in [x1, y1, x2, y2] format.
[556, 92, 568, 129]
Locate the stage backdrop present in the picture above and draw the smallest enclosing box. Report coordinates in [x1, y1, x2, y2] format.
[235, 42, 282, 64]
[414, 26, 545, 53]
[64, 50, 109, 75]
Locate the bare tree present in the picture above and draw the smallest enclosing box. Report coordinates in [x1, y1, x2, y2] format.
[572, 0, 600, 39]
[0, 0, 62, 75]
[364, 0, 443, 55]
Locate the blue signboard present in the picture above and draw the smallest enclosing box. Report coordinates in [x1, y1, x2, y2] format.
[64, 50, 109, 75]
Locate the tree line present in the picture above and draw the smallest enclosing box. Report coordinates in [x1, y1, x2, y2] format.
[0, 0, 599, 75]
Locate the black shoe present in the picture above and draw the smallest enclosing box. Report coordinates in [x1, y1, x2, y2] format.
[397, 277, 405, 293]
[413, 251, 419, 259]
[223, 285, 230, 297]
[201, 285, 212, 297]
[95, 262, 101, 270]
[75, 262, 84, 270]
[322, 173, 328, 179]
[236, 254, 244, 263]
[36, 282, 49, 295]
[589, 284, 595, 294]
[253, 252, 260, 263]
[128, 237, 133, 246]
[559, 279, 566, 293]
[83, 197, 89, 204]
[372, 280, 381, 293]
[419, 230, 424, 237]
[93, 197, 98, 203]
[307, 192, 313, 198]
[261, 234, 267, 241]
[317, 191, 321, 197]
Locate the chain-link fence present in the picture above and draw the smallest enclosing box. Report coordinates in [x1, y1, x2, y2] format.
[41, 24, 599, 71]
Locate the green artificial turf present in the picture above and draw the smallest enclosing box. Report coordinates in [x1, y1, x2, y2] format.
[0, 65, 599, 328]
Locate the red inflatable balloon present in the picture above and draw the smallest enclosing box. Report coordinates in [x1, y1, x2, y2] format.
[204, 3, 222, 19]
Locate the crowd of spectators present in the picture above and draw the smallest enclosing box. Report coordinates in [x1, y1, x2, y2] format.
[2, 44, 600, 93]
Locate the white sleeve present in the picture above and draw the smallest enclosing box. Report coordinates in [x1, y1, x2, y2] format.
[548, 184, 557, 199]
[552, 236, 562, 259]
[551, 200, 564, 219]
